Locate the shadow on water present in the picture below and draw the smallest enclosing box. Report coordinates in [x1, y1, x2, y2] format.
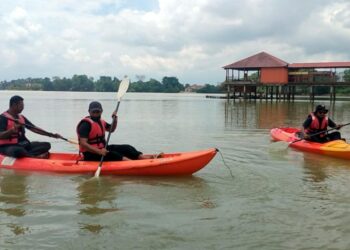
[0, 171, 29, 235]
[74, 175, 214, 235]
[111, 175, 216, 209]
[75, 176, 120, 234]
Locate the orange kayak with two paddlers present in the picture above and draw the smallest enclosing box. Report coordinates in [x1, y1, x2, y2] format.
[0, 148, 217, 175]
[271, 127, 350, 160]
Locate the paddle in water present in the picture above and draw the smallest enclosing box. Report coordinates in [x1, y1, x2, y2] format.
[94, 76, 130, 177]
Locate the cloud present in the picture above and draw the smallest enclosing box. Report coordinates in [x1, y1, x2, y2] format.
[0, 0, 350, 83]
[3, 7, 41, 43]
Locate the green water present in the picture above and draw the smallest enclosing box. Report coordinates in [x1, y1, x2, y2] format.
[1, 91, 350, 249]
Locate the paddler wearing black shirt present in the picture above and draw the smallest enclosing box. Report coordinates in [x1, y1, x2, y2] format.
[0, 95, 61, 158]
[301, 105, 344, 143]
[77, 101, 160, 161]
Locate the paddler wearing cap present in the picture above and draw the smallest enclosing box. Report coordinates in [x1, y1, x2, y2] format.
[301, 105, 344, 143]
[76, 101, 157, 161]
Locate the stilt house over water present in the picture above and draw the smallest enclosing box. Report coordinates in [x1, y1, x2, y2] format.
[223, 52, 350, 101]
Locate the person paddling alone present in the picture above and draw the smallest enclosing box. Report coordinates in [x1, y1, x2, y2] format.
[0, 95, 61, 158]
[301, 105, 344, 143]
[77, 101, 160, 161]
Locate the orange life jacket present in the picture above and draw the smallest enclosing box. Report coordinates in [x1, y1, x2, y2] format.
[305, 112, 328, 137]
[77, 117, 107, 152]
[0, 112, 26, 145]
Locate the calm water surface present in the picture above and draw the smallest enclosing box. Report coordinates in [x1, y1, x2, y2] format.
[1, 91, 350, 249]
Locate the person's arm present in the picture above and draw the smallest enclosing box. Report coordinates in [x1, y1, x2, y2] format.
[79, 138, 107, 156]
[301, 116, 312, 138]
[327, 118, 340, 129]
[25, 117, 61, 138]
[106, 112, 118, 133]
[0, 116, 19, 139]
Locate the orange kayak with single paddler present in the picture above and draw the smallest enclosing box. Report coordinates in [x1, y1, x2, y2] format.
[270, 127, 350, 160]
[0, 148, 218, 175]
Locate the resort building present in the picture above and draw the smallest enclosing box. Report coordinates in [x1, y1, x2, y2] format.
[223, 52, 350, 100]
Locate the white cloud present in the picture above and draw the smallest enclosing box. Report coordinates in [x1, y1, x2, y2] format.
[0, 0, 350, 83]
[4, 7, 41, 42]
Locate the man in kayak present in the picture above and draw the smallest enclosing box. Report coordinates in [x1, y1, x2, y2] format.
[0, 95, 61, 158]
[301, 104, 344, 143]
[77, 101, 160, 161]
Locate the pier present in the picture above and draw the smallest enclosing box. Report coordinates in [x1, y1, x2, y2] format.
[222, 52, 350, 101]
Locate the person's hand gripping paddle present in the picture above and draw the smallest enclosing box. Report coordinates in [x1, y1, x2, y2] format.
[94, 77, 130, 177]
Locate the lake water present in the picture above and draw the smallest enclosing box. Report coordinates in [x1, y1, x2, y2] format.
[1, 91, 350, 249]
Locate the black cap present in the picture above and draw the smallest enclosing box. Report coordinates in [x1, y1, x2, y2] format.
[315, 105, 328, 113]
[88, 101, 103, 111]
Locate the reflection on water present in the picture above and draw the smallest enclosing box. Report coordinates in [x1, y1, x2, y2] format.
[76, 176, 120, 234]
[224, 100, 317, 129]
[0, 171, 29, 236]
[112, 175, 215, 209]
[302, 152, 350, 183]
[0, 172, 27, 216]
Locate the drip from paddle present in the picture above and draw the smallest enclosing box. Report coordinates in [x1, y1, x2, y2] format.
[0, 114, 78, 145]
[94, 76, 130, 177]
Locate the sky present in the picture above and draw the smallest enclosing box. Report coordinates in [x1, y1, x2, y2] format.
[0, 0, 350, 85]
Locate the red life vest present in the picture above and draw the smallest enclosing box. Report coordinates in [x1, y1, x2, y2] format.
[305, 112, 328, 136]
[0, 112, 26, 145]
[76, 117, 107, 152]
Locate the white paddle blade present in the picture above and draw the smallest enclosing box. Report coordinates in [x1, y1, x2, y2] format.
[269, 141, 290, 152]
[94, 166, 101, 177]
[117, 77, 130, 101]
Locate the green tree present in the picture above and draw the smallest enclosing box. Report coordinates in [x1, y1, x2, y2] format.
[42, 77, 53, 91]
[71, 75, 94, 91]
[161, 77, 184, 93]
[95, 76, 119, 92]
[52, 77, 72, 91]
[197, 84, 223, 93]
[344, 69, 350, 82]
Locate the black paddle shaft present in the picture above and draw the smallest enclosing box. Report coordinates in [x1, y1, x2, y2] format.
[98, 101, 121, 166]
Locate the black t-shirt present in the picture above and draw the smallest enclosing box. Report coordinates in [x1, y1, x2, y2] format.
[0, 113, 34, 142]
[77, 118, 111, 138]
[303, 115, 336, 129]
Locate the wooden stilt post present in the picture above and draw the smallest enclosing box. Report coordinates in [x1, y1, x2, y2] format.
[270, 86, 273, 101]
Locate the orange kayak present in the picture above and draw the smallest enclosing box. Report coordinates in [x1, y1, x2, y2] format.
[0, 148, 217, 175]
[271, 127, 350, 160]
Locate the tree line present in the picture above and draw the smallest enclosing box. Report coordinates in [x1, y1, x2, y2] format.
[0, 75, 224, 93]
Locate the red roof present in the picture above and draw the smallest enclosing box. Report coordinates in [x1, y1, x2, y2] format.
[288, 62, 350, 68]
[223, 52, 288, 69]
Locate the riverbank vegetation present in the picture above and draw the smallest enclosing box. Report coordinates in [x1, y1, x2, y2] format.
[0, 75, 224, 93]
